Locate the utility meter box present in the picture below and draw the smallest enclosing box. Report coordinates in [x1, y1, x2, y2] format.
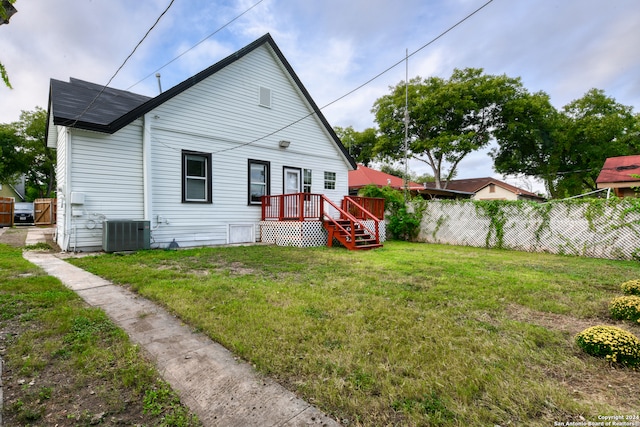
[70, 192, 85, 205]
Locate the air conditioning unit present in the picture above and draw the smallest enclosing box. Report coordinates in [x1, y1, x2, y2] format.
[102, 220, 150, 252]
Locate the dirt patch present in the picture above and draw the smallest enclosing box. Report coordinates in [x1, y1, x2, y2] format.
[505, 303, 640, 414]
[505, 303, 640, 337]
[0, 226, 28, 247]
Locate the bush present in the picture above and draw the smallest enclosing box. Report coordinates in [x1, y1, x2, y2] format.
[621, 280, 640, 296]
[575, 325, 640, 366]
[609, 295, 640, 323]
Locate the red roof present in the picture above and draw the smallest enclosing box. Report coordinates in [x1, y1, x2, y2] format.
[349, 165, 422, 190]
[596, 155, 640, 185]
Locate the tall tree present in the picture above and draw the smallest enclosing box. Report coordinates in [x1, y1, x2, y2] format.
[491, 91, 564, 196]
[12, 107, 56, 198]
[492, 88, 640, 198]
[0, 124, 27, 181]
[0, 0, 18, 88]
[373, 68, 523, 188]
[334, 126, 378, 166]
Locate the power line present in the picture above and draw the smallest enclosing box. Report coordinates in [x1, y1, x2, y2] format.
[70, 0, 175, 128]
[212, 0, 495, 154]
[127, 0, 267, 91]
[320, 0, 494, 111]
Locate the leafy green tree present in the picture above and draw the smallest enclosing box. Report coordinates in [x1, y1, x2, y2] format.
[0, 0, 18, 88]
[373, 68, 523, 189]
[0, 107, 55, 200]
[334, 126, 378, 166]
[0, 124, 27, 181]
[379, 163, 406, 178]
[12, 107, 56, 198]
[491, 91, 564, 196]
[559, 89, 640, 195]
[492, 89, 640, 198]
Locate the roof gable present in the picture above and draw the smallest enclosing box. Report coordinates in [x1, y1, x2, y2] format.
[46, 33, 355, 168]
[596, 155, 640, 185]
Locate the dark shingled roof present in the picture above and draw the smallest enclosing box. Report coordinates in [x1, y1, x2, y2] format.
[49, 78, 151, 129]
[46, 33, 356, 169]
[424, 177, 544, 200]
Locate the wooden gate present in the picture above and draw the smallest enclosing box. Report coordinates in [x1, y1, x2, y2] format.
[0, 197, 13, 227]
[34, 198, 57, 225]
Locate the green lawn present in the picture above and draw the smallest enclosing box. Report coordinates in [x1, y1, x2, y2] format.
[0, 243, 200, 426]
[69, 241, 640, 426]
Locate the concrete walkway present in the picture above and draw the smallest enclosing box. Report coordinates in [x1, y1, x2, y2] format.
[21, 229, 339, 427]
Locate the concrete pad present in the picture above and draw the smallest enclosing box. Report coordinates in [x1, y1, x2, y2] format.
[22, 250, 340, 427]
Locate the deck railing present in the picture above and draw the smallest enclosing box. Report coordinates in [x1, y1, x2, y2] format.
[261, 193, 384, 222]
[261, 193, 324, 221]
[343, 196, 385, 220]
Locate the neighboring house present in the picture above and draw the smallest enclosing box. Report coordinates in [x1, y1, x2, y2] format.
[424, 177, 545, 202]
[46, 34, 356, 252]
[596, 155, 640, 198]
[0, 175, 26, 201]
[348, 164, 422, 195]
[349, 164, 473, 199]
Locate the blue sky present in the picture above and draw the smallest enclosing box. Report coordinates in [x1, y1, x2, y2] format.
[1, 0, 639, 193]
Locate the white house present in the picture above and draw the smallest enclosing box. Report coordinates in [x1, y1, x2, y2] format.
[46, 34, 357, 252]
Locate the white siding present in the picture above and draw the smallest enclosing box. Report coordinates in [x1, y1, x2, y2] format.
[473, 185, 517, 201]
[145, 44, 350, 248]
[58, 43, 352, 251]
[54, 127, 68, 249]
[63, 123, 144, 251]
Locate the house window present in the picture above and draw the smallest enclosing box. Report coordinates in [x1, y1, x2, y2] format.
[182, 151, 212, 203]
[324, 171, 336, 190]
[489, 183, 496, 193]
[303, 169, 312, 193]
[249, 159, 270, 205]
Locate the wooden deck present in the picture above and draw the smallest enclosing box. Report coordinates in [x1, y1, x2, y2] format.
[261, 194, 385, 250]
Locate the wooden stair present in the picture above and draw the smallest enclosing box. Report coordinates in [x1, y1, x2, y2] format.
[324, 219, 382, 250]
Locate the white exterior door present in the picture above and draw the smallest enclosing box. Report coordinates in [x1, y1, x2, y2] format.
[284, 168, 301, 218]
[284, 168, 301, 194]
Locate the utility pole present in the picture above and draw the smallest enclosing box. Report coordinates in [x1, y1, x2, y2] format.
[403, 48, 409, 203]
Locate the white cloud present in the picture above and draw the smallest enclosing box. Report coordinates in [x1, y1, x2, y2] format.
[1, 0, 639, 187]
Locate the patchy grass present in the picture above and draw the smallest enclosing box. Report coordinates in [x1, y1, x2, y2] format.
[69, 242, 640, 426]
[0, 242, 200, 426]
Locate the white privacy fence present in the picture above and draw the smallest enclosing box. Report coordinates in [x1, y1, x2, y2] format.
[416, 199, 640, 260]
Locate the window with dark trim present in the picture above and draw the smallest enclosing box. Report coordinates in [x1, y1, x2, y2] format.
[303, 169, 312, 193]
[182, 151, 212, 203]
[324, 171, 336, 190]
[248, 159, 270, 205]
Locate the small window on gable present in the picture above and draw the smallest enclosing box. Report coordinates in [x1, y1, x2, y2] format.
[182, 151, 212, 203]
[259, 86, 271, 108]
[324, 171, 336, 190]
[489, 183, 496, 193]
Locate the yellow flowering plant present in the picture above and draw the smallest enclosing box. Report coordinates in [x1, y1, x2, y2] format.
[621, 279, 640, 296]
[609, 295, 640, 323]
[575, 325, 640, 366]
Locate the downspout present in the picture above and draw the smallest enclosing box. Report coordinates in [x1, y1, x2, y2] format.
[143, 114, 152, 222]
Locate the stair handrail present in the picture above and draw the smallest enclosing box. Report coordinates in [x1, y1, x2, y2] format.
[322, 196, 380, 246]
[320, 196, 358, 245]
[342, 196, 381, 243]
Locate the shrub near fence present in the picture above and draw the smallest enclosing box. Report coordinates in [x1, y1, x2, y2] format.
[417, 198, 640, 260]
